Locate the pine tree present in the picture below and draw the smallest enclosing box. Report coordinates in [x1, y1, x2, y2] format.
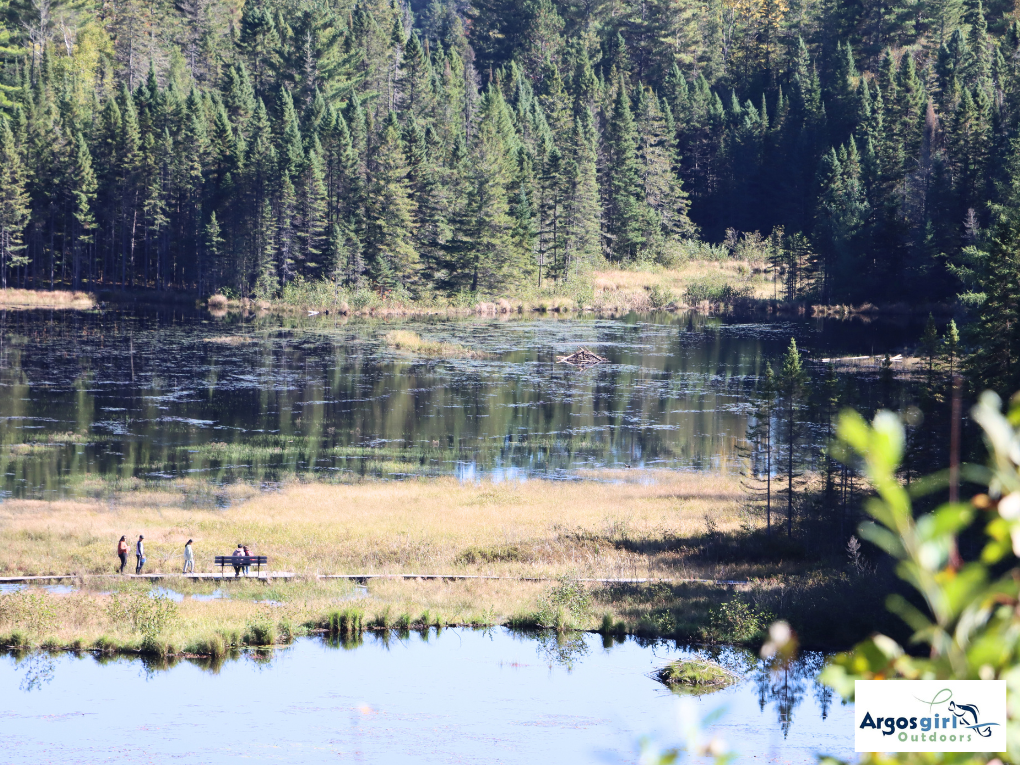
[464, 87, 516, 292]
[70, 132, 98, 289]
[365, 113, 418, 291]
[562, 107, 602, 272]
[605, 79, 646, 261]
[203, 212, 224, 292]
[962, 135, 1020, 394]
[0, 116, 29, 288]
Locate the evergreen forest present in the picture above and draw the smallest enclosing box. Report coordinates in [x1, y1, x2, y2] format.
[1, 0, 1020, 324]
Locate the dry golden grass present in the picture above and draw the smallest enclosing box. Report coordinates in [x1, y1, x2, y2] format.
[0, 473, 857, 652]
[0, 471, 746, 580]
[0, 288, 96, 309]
[383, 329, 486, 358]
[593, 261, 773, 312]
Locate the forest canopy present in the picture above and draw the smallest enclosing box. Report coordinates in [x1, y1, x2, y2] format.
[0, 0, 1019, 307]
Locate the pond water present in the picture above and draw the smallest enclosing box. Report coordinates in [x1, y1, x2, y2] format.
[0, 308, 923, 498]
[0, 628, 854, 764]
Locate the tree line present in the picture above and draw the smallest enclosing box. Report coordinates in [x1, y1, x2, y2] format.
[0, 0, 1019, 322]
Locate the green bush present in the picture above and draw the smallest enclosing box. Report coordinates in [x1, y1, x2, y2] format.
[107, 592, 179, 639]
[684, 280, 751, 304]
[648, 284, 676, 308]
[537, 577, 593, 630]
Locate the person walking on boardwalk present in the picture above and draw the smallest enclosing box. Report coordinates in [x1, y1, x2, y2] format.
[135, 535, 146, 575]
[231, 544, 243, 577]
[117, 536, 128, 574]
[183, 539, 195, 574]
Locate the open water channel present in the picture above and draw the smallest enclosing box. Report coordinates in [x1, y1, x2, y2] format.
[0, 307, 920, 762]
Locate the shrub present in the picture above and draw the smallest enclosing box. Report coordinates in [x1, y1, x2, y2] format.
[244, 617, 276, 646]
[537, 577, 593, 630]
[647, 284, 675, 309]
[684, 280, 751, 304]
[707, 599, 772, 643]
[107, 592, 179, 639]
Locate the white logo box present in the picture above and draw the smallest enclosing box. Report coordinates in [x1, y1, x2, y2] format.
[855, 680, 1006, 753]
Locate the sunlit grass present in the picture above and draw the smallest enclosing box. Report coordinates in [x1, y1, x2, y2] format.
[383, 329, 486, 358]
[0, 289, 96, 309]
[0, 472, 875, 654]
[0, 471, 757, 579]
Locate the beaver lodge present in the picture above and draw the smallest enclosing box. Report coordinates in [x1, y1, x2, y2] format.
[557, 348, 608, 367]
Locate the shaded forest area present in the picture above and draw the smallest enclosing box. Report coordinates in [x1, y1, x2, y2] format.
[1, 0, 1020, 313]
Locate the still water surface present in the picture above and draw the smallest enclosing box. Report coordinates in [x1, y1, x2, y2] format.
[0, 628, 853, 764]
[0, 308, 922, 498]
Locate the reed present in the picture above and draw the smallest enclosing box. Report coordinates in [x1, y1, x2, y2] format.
[0, 288, 96, 309]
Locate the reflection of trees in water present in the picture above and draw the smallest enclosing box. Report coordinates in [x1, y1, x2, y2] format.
[16, 651, 56, 691]
[752, 651, 829, 737]
[534, 630, 590, 669]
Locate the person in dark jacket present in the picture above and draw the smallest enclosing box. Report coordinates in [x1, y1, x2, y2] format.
[135, 535, 146, 574]
[117, 536, 128, 574]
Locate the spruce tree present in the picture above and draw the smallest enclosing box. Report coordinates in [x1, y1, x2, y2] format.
[0, 117, 29, 288]
[70, 132, 98, 289]
[605, 79, 645, 261]
[365, 113, 418, 291]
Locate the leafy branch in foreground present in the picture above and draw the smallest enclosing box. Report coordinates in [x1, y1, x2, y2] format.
[818, 394, 1020, 763]
[640, 393, 1020, 765]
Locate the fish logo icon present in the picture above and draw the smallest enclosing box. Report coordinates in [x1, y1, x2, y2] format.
[949, 700, 1000, 738]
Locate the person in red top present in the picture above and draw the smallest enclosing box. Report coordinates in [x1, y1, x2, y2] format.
[117, 536, 128, 574]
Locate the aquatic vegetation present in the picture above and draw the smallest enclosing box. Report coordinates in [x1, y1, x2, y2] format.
[383, 329, 486, 358]
[654, 658, 738, 693]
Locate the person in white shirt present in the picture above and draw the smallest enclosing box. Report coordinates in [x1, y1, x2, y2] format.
[183, 539, 195, 574]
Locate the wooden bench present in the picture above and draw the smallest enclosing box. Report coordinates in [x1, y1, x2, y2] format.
[214, 555, 268, 576]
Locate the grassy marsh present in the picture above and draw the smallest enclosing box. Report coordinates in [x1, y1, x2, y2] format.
[0, 472, 887, 655]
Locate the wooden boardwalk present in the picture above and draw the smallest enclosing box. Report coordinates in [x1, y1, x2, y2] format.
[1, 573, 746, 586]
[0, 572, 295, 583]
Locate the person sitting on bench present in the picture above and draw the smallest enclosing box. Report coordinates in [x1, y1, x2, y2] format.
[231, 544, 244, 577]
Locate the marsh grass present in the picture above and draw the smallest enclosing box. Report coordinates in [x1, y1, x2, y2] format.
[383, 330, 486, 358]
[0, 289, 96, 309]
[0, 472, 888, 653]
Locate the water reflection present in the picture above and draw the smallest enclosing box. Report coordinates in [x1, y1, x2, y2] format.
[0, 308, 923, 498]
[1, 630, 854, 763]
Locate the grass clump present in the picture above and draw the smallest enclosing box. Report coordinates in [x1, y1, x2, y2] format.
[654, 658, 738, 693]
[326, 607, 364, 637]
[383, 330, 484, 358]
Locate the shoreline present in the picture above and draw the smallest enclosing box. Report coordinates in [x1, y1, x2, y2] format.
[0, 284, 958, 320]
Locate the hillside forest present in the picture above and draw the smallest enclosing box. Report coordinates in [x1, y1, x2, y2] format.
[1, 0, 1020, 322]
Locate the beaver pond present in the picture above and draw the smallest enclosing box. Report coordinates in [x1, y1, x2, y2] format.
[0, 627, 854, 764]
[0, 307, 924, 498]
